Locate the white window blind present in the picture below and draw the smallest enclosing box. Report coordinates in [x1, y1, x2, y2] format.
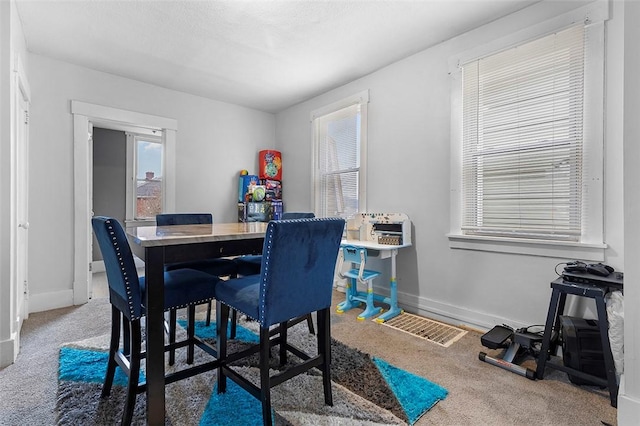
[314, 103, 363, 218]
[461, 25, 588, 241]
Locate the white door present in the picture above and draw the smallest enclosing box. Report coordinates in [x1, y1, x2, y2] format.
[16, 80, 29, 322]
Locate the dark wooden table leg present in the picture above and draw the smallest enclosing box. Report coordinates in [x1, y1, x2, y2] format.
[145, 246, 166, 424]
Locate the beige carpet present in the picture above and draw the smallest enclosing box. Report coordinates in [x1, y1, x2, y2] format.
[0, 271, 618, 425]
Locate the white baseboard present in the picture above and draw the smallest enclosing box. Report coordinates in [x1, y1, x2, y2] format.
[0, 332, 19, 368]
[92, 260, 105, 273]
[366, 284, 529, 332]
[29, 289, 74, 313]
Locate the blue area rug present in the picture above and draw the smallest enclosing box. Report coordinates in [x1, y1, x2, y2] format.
[56, 320, 447, 425]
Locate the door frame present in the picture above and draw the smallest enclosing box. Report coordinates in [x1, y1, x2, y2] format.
[72, 101, 177, 304]
[1, 53, 32, 367]
[15, 54, 30, 322]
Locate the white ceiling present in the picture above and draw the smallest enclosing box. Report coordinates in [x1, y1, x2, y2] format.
[15, 0, 539, 113]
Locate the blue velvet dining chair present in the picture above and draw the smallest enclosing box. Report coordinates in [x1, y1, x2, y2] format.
[156, 213, 239, 364]
[233, 212, 317, 334]
[92, 216, 220, 425]
[214, 217, 345, 425]
[233, 212, 316, 276]
[156, 213, 238, 288]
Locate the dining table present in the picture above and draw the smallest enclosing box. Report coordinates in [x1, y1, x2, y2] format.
[126, 221, 268, 425]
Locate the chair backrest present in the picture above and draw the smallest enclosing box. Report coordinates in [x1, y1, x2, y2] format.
[92, 216, 143, 320]
[156, 213, 213, 226]
[342, 245, 367, 266]
[281, 212, 315, 220]
[258, 217, 345, 328]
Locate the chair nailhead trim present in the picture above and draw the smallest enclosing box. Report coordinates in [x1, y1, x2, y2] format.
[169, 297, 215, 311]
[105, 219, 139, 321]
[259, 225, 274, 326]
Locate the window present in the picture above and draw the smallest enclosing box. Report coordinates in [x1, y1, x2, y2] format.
[456, 21, 604, 249]
[312, 91, 369, 219]
[126, 133, 164, 220]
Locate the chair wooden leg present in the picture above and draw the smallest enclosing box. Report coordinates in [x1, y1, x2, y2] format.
[208, 306, 238, 340]
[283, 314, 315, 335]
[230, 309, 237, 339]
[169, 309, 177, 366]
[122, 318, 142, 426]
[102, 306, 121, 398]
[216, 301, 230, 394]
[205, 301, 212, 326]
[123, 316, 131, 356]
[229, 273, 238, 339]
[306, 313, 315, 335]
[279, 321, 288, 365]
[187, 305, 196, 364]
[259, 327, 273, 426]
[317, 308, 333, 406]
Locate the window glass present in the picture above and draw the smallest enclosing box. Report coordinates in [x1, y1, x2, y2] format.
[313, 95, 367, 219]
[135, 137, 163, 219]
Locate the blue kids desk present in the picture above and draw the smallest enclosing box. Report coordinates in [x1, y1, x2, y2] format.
[337, 213, 412, 322]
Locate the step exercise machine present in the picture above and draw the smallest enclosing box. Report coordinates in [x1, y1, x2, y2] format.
[479, 325, 542, 380]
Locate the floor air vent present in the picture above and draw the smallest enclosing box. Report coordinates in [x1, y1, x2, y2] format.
[381, 313, 467, 347]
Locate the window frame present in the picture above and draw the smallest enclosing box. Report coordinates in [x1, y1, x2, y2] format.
[126, 132, 165, 223]
[448, 2, 608, 261]
[311, 90, 369, 218]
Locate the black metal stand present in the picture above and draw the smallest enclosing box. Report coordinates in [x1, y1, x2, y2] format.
[535, 278, 618, 407]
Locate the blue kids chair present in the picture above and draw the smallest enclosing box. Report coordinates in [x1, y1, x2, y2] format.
[336, 245, 383, 320]
[214, 217, 345, 426]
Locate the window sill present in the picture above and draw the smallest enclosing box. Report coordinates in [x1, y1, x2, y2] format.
[447, 233, 607, 262]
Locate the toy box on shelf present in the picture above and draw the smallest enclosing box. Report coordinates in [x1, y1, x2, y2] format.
[237, 150, 283, 222]
[238, 200, 283, 223]
[238, 174, 259, 203]
[263, 179, 282, 201]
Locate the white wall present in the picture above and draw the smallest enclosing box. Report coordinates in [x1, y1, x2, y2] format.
[25, 54, 275, 312]
[277, 0, 636, 421]
[276, 1, 624, 330]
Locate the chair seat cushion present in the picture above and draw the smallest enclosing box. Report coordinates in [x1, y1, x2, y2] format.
[165, 258, 238, 277]
[139, 268, 220, 311]
[214, 274, 261, 320]
[343, 268, 381, 281]
[233, 255, 263, 276]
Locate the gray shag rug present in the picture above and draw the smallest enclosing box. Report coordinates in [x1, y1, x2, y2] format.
[56, 317, 447, 425]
